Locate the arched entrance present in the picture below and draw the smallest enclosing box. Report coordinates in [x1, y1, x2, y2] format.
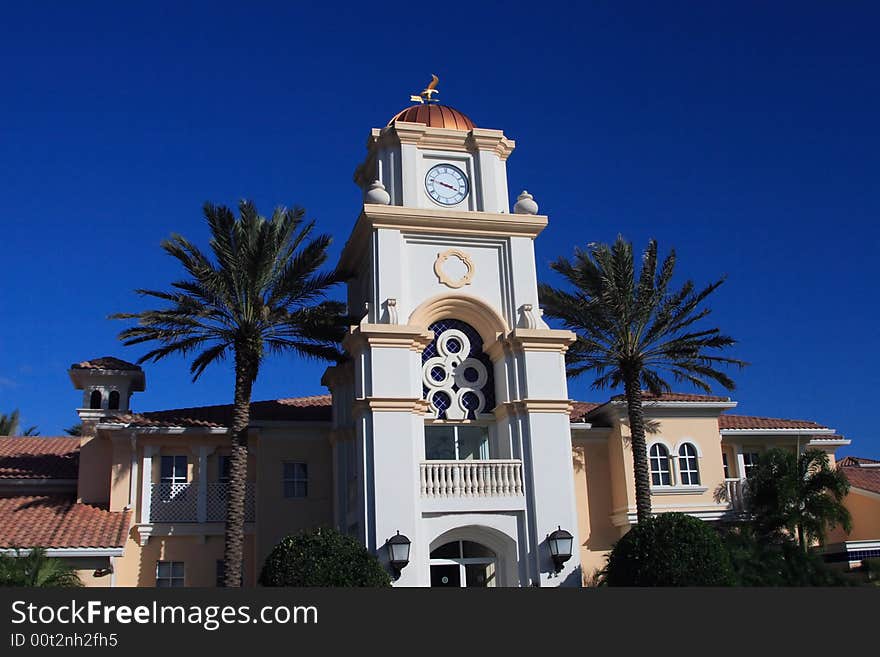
[427, 524, 519, 587]
[429, 540, 497, 587]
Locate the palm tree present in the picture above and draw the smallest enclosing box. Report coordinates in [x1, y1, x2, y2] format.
[64, 423, 83, 437]
[745, 447, 851, 550]
[112, 200, 347, 586]
[538, 236, 745, 524]
[0, 548, 83, 587]
[0, 409, 39, 436]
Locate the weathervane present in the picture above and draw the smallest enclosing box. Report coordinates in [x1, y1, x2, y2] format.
[410, 74, 440, 104]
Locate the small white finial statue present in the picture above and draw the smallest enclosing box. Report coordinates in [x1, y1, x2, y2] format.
[365, 180, 391, 205]
[513, 190, 538, 215]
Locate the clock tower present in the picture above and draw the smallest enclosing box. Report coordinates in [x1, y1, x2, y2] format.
[324, 79, 582, 587]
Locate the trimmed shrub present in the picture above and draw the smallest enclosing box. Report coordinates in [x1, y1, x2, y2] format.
[603, 513, 735, 586]
[259, 527, 391, 587]
[720, 525, 847, 586]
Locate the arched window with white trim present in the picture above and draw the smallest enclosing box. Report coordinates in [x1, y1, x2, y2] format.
[678, 443, 701, 485]
[649, 443, 672, 486]
[89, 389, 102, 409]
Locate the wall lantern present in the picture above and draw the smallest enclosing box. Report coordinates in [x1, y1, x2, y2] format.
[386, 531, 411, 577]
[547, 526, 573, 572]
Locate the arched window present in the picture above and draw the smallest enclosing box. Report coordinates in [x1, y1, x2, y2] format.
[108, 390, 121, 410]
[649, 444, 672, 486]
[421, 319, 495, 421]
[89, 390, 102, 409]
[678, 443, 700, 485]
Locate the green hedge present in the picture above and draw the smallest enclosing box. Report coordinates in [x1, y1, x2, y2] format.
[259, 528, 391, 587]
[604, 513, 736, 586]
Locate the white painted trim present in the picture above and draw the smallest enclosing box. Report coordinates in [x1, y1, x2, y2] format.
[807, 438, 851, 446]
[611, 508, 731, 526]
[0, 547, 124, 558]
[851, 486, 880, 501]
[603, 400, 738, 411]
[721, 428, 836, 435]
[0, 479, 77, 488]
[134, 522, 256, 545]
[649, 486, 709, 495]
[674, 439, 702, 457]
[647, 439, 674, 453]
[97, 424, 230, 435]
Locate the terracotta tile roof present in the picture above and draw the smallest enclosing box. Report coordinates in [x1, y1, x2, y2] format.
[0, 437, 80, 479]
[838, 456, 879, 467]
[718, 415, 829, 430]
[0, 496, 130, 549]
[70, 356, 141, 371]
[570, 402, 601, 422]
[106, 394, 333, 429]
[838, 457, 880, 495]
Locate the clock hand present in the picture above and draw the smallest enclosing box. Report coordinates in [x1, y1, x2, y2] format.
[435, 180, 457, 191]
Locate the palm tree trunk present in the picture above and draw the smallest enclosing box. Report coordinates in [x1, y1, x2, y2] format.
[223, 351, 255, 587]
[623, 369, 652, 524]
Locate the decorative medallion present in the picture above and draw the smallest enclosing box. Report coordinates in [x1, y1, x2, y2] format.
[433, 249, 475, 289]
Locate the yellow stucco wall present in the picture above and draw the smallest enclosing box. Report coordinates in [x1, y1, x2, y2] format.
[613, 414, 728, 517]
[827, 489, 880, 544]
[572, 437, 618, 582]
[113, 534, 257, 587]
[77, 435, 112, 506]
[255, 427, 334, 567]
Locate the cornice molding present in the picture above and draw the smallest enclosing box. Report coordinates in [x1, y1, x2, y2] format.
[342, 323, 435, 355]
[494, 399, 574, 419]
[353, 397, 430, 415]
[368, 122, 516, 161]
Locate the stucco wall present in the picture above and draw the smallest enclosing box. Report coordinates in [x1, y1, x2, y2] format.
[113, 534, 256, 587]
[572, 437, 617, 582]
[77, 435, 112, 506]
[614, 413, 728, 517]
[827, 489, 880, 543]
[255, 427, 334, 567]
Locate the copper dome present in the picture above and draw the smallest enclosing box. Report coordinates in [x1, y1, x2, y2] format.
[388, 104, 476, 131]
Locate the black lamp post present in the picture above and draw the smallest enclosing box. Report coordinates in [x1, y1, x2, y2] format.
[386, 531, 411, 578]
[547, 526, 573, 572]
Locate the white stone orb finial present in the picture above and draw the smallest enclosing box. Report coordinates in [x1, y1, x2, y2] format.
[365, 180, 391, 205]
[513, 190, 538, 215]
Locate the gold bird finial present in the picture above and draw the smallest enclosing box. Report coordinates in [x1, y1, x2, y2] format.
[410, 74, 440, 104]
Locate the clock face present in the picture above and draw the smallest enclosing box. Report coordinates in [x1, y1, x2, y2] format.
[425, 164, 469, 206]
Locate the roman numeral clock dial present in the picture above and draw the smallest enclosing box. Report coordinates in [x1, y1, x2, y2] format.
[425, 163, 469, 206]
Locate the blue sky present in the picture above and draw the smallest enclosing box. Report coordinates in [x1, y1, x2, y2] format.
[0, 3, 877, 457]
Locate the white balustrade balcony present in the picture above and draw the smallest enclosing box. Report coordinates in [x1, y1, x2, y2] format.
[420, 460, 524, 499]
[148, 482, 255, 523]
[725, 477, 747, 512]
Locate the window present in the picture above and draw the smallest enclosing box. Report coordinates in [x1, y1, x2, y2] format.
[649, 444, 672, 486]
[108, 390, 120, 410]
[722, 453, 730, 479]
[89, 390, 102, 409]
[218, 455, 231, 484]
[742, 452, 760, 477]
[283, 462, 308, 498]
[429, 541, 497, 588]
[425, 425, 489, 461]
[160, 455, 188, 485]
[678, 443, 700, 486]
[421, 319, 495, 421]
[156, 561, 184, 587]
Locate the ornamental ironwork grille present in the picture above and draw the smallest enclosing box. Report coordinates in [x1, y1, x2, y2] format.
[422, 319, 495, 420]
